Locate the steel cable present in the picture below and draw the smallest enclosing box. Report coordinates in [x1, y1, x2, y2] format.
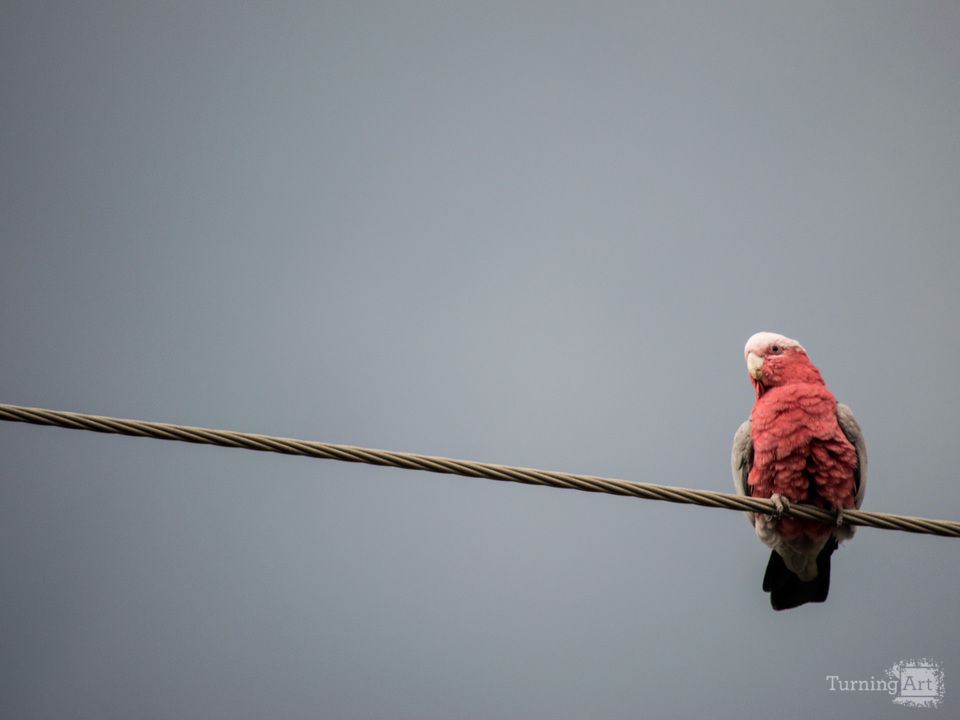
[1, 402, 958, 538]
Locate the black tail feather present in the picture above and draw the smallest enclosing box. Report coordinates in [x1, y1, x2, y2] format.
[762, 537, 838, 611]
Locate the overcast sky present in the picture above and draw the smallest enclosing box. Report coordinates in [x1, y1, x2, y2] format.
[2, 2, 959, 718]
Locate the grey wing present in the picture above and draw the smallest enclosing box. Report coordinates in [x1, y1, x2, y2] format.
[731, 419, 755, 526]
[836, 403, 867, 509]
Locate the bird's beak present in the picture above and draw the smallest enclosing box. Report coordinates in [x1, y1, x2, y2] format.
[747, 352, 764, 381]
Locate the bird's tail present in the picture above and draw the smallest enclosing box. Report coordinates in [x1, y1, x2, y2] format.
[762, 536, 838, 611]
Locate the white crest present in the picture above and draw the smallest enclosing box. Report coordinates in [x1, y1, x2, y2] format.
[744, 331, 805, 358]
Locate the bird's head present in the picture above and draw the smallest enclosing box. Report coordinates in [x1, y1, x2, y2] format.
[744, 332, 823, 399]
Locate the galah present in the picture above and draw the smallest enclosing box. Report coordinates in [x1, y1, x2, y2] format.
[731, 332, 866, 610]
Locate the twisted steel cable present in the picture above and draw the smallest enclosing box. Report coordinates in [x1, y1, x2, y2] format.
[1, 402, 958, 538]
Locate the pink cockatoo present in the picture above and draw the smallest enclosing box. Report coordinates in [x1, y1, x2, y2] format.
[731, 332, 866, 610]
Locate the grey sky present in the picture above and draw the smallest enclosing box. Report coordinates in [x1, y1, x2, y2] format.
[2, 2, 959, 718]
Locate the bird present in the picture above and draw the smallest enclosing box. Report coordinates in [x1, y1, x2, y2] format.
[731, 332, 866, 610]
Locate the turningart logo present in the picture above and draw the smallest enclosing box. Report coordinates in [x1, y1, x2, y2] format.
[826, 658, 944, 709]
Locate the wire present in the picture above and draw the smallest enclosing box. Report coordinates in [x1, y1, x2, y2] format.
[1, 402, 958, 538]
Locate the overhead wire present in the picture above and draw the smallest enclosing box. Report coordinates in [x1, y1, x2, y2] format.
[1, 402, 958, 538]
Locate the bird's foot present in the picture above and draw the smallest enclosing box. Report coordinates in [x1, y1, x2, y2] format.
[835, 507, 845, 527]
[770, 493, 790, 520]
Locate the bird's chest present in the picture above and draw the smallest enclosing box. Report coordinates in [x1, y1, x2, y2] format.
[748, 385, 839, 496]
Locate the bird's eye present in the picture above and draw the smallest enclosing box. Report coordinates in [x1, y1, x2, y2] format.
[771, 345, 780, 353]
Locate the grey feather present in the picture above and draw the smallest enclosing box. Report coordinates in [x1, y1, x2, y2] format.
[835, 402, 867, 509]
[730, 419, 755, 526]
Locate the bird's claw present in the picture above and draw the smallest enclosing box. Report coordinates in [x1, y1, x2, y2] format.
[770, 493, 790, 520]
[835, 507, 845, 527]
